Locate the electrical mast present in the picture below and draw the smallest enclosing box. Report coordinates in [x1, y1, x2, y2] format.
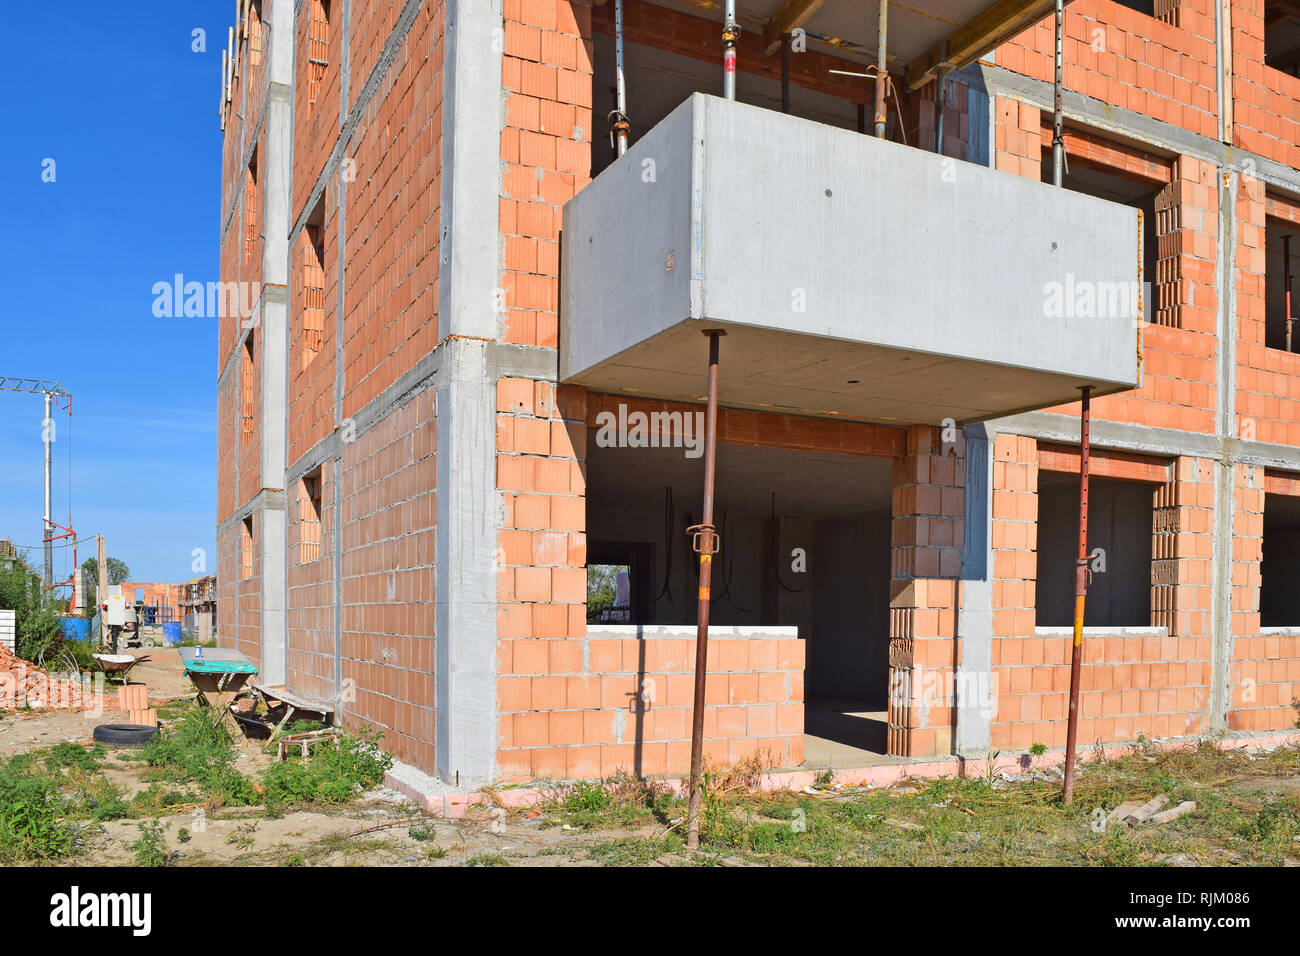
[0, 377, 72, 591]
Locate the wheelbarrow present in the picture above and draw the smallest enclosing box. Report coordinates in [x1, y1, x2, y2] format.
[93, 654, 150, 686]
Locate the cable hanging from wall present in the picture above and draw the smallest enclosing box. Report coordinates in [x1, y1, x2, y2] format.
[713, 505, 749, 614]
[769, 491, 803, 593]
[654, 485, 674, 604]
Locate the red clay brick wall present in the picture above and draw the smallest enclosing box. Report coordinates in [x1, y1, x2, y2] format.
[288, 225, 336, 465]
[990, 434, 1040, 749]
[217, 523, 238, 649]
[1232, 0, 1300, 168]
[1152, 457, 1215, 640]
[1094, 156, 1219, 433]
[887, 425, 965, 757]
[340, 2, 443, 418]
[243, 1, 269, 131]
[994, 96, 1041, 178]
[1226, 464, 1300, 730]
[291, 0, 341, 223]
[287, 467, 337, 702]
[217, 372, 238, 524]
[218, 203, 243, 372]
[500, 0, 593, 347]
[1237, 176, 1300, 448]
[237, 333, 263, 507]
[495, 377, 588, 778]
[498, 626, 804, 781]
[990, 441, 1218, 748]
[998, 0, 1218, 138]
[234, 511, 261, 667]
[338, 394, 437, 770]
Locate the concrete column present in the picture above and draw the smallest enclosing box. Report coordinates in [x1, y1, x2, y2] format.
[253, 0, 296, 686]
[434, 340, 500, 784]
[432, 0, 507, 786]
[955, 424, 994, 756]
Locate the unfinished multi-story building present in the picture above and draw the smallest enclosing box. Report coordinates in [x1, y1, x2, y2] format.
[217, 0, 1300, 786]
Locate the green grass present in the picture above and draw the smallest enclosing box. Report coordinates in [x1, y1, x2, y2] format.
[43, 742, 103, 774]
[543, 772, 677, 830]
[130, 819, 169, 867]
[139, 707, 258, 806]
[260, 729, 392, 812]
[530, 743, 1300, 867]
[0, 754, 77, 863]
[587, 834, 684, 865]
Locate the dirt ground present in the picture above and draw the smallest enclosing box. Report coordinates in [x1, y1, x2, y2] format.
[0, 647, 653, 867]
[2, 647, 1297, 867]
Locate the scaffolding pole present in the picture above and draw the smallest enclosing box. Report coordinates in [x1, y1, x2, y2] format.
[722, 0, 738, 101]
[875, 0, 889, 137]
[1062, 386, 1092, 806]
[685, 330, 725, 849]
[1052, 0, 1065, 186]
[612, 0, 629, 156]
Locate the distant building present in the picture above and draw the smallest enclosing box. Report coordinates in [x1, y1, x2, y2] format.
[179, 575, 217, 642]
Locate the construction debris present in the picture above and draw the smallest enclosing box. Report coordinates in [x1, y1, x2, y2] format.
[1125, 794, 1170, 825]
[0, 643, 94, 710]
[1149, 801, 1197, 824]
[1104, 795, 1194, 828]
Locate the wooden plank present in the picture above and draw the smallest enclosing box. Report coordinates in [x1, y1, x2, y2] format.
[907, 0, 1061, 89]
[593, 0, 881, 105]
[762, 0, 828, 54]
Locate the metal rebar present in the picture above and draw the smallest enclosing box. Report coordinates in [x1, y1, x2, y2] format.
[685, 329, 724, 849]
[1062, 386, 1092, 806]
[875, 0, 889, 137]
[1052, 0, 1064, 186]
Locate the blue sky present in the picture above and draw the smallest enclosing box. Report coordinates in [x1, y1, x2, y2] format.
[0, 2, 228, 589]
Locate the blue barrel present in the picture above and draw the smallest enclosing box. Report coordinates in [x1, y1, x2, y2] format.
[163, 622, 182, 647]
[60, 617, 92, 641]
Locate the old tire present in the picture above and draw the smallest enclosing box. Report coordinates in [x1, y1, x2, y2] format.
[92, 724, 159, 747]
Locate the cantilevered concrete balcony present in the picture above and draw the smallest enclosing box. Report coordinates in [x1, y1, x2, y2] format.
[560, 94, 1142, 425]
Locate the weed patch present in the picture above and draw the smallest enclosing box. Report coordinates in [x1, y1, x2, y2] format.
[260, 730, 392, 810]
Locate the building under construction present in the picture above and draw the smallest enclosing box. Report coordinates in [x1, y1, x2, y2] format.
[217, 0, 1300, 785]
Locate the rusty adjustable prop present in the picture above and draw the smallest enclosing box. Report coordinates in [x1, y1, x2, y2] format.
[686, 522, 720, 556]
